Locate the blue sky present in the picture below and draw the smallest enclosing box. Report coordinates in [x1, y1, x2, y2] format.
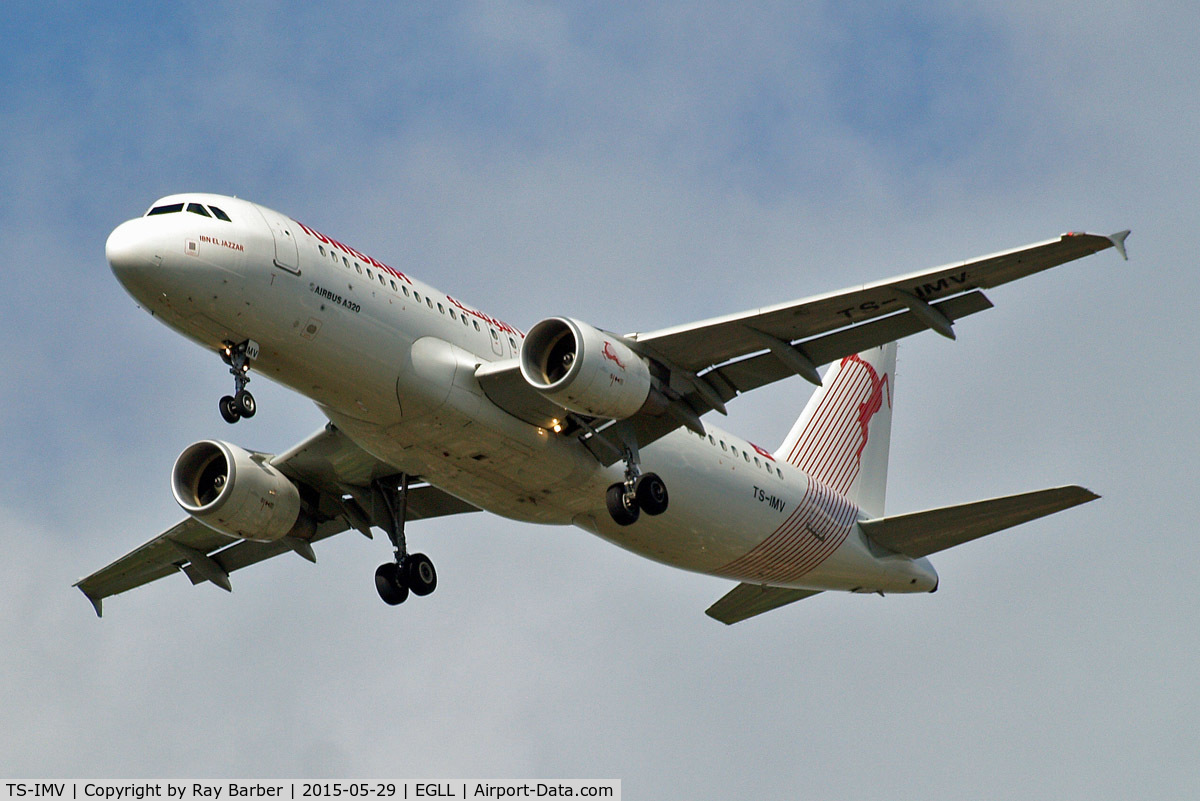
[2, 2, 1198, 797]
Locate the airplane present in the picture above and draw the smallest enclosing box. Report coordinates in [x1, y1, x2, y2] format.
[77, 193, 1129, 623]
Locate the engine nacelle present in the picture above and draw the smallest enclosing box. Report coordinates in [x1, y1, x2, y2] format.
[520, 317, 652, 419]
[172, 440, 303, 542]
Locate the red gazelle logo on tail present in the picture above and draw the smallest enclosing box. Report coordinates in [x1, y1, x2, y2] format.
[844, 353, 892, 462]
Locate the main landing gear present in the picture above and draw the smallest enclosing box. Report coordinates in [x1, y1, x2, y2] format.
[218, 339, 258, 424]
[372, 474, 438, 606]
[605, 444, 669, 526]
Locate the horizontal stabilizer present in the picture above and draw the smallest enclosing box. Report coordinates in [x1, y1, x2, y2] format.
[705, 582, 822, 625]
[859, 485, 1099, 558]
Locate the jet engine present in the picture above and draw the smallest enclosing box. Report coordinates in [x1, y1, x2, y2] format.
[520, 317, 652, 419]
[172, 440, 306, 542]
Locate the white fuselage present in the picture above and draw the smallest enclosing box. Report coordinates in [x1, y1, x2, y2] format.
[106, 193, 937, 595]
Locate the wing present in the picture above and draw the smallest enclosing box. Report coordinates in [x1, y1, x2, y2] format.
[705, 583, 823, 625]
[632, 231, 1128, 370]
[858, 485, 1099, 559]
[74, 426, 479, 616]
[479, 231, 1128, 463]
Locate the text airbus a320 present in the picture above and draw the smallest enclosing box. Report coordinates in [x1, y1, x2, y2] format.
[77, 194, 1129, 623]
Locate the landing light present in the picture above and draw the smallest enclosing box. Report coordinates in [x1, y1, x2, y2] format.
[551, 418, 562, 433]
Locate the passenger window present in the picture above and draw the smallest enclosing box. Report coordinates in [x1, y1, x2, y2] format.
[776, 468, 783, 478]
[731, 447, 739, 457]
[707, 435, 715, 445]
[390, 280, 397, 291]
[754, 457, 761, 467]
[414, 291, 421, 302]
[449, 309, 457, 320]
[355, 263, 363, 274]
[462, 316, 469, 326]
[473, 320, 480, 332]
[343, 257, 349, 267]
[147, 203, 184, 216]
[403, 286, 410, 297]
[318, 246, 327, 257]
[743, 452, 750, 462]
[720, 441, 727, 451]
[209, 206, 232, 222]
[186, 203, 211, 217]
[426, 297, 433, 308]
[437, 302, 444, 314]
[509, 337, 517, 349]
[367, 268, 373, 279]
[491, 329, 499, 340]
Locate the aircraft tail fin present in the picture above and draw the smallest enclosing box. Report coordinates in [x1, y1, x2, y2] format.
[774, 343, 896, 517]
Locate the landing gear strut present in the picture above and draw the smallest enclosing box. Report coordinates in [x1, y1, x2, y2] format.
[605, 441, 668, 526]
[372, 474, 438, 605]
[218, 339, 258, 424]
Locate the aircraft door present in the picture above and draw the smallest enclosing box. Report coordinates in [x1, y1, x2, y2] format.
[255, 206, 301, 274]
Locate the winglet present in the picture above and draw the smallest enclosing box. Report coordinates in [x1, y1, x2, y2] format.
[1107, 230, 1131, 261]
[79, 587, 103, 618]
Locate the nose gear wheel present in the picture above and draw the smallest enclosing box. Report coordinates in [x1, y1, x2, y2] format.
[217, 339, 258, 424]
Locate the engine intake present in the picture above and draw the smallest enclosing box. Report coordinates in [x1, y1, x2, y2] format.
[520, 317, 652, 419]
[172, 440, 304, 542]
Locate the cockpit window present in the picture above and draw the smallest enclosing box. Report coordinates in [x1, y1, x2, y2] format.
[145, 202, 233, 221]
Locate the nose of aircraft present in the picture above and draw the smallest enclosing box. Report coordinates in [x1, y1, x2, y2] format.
[106, 219, 169, 303]
[105, 219, 157, 277]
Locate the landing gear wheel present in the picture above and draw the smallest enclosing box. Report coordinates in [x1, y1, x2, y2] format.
[235, 390, 256, 418]
[404, 553, 438, 596]
[635, 472, 669, 516]
[219, 395, 241, 424]
[375, 562, 409, 605]
[606, 482, 641, 526]
[218, 339, 259, 422]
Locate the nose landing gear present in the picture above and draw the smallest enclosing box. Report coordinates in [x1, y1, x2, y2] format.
[218, 339, 258, 424]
